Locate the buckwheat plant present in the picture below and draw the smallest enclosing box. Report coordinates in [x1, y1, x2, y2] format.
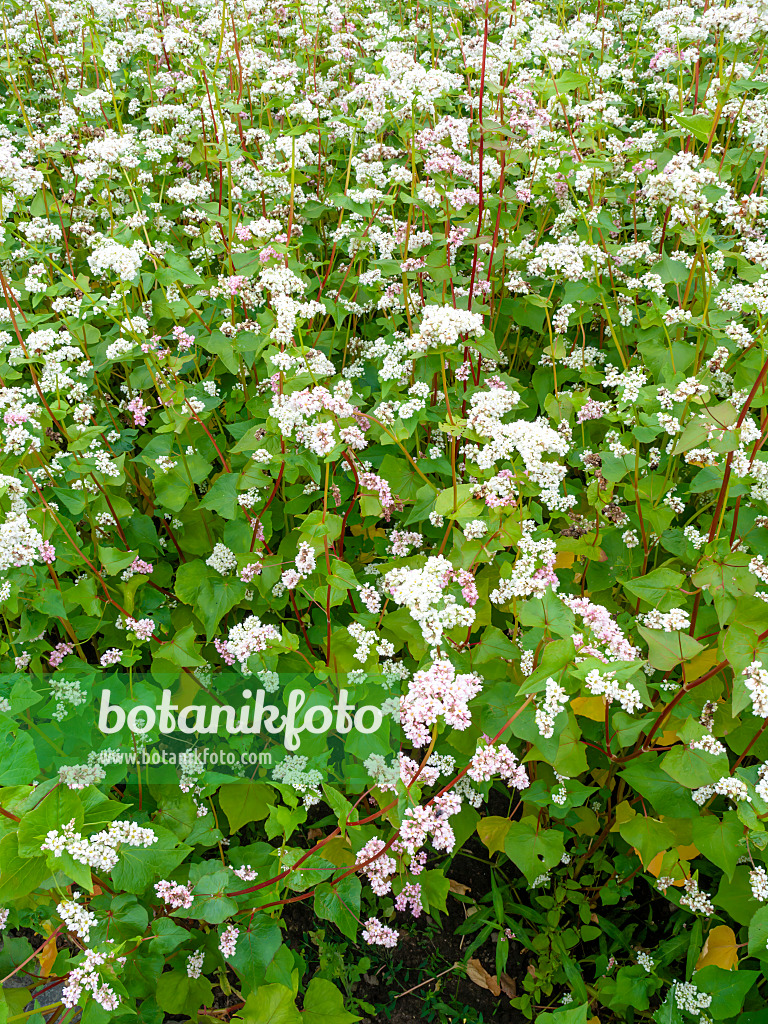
[2, 0, 768, 1020]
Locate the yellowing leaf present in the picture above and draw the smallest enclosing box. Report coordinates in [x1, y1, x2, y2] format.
[696, 925, 739, 971]
[684, 649, 721, 683]
[610, 800, 636, 832]
[677, 842, 700, 861]
[646, 850, 687, 885]
[572, 695, 606, 721]
[476, 816, 511, 855]
[319, 837, 356, 867]
[554, 551, 575, 568]
[37, 922, 58, 977]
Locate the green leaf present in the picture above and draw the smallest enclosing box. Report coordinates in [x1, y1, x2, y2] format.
[673, 112, 718, 143]
[314, 874, 362, 940]
[747, 903, 768, 959]
[661, 744, 729, 789]
[535, 1004, 588, 1024]
[621, 567, 685, 605]
[476, 816, 511, 855]
[156, 971, 213, 1015]
[618, 816, 675, 866]
[654, 992, 684, 1024]
[150, 918, 190, 954]
[186, 869, 237, 923]
[110, 826, 190, 894]
[638, 626, 703, 671]
[299, 512, 342, 544]
[503, 817, 564, 883]
[694, 966, 759, 1020]
[0, 731, 40, 786]
[229, 920, 284, 994]
[236, 984, 301, 1024]
[197, 473, 240, 519]
[219, 782, 273, 833]
[714, 865, 761, 925]
[691, 813, 743, 880]
[621, 757, 700, 818]
[152, 624, 206, 669]
[0, 834, 48, 901]
[175, 560, 248, 640]
[17, 788, 84, 856]
[419, 869, 450, 914]
[301, 978, 360, 1024]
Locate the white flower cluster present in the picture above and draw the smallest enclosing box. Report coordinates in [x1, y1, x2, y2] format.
[384, 555, 474, 646]
[41, 818, 157, 872]
[679, 878, 714, 916]
[87, 239, 145, 282]
[407, 305, 484, 353]
[272, 754, 323, 808]
[692, 776, 750, 806]
[672, 980, 712, 1016]
[636, 951, 654, 972]
[468, 405, 575, 512]
[535, 678, 569, 739]
[638, 608, 691, 632]
[57, 896, 97, 942]
[206, 543, 237, 576]
[585, 669, 643, 714]
[750, 866, 768, 901]
[187, 951, 204, 978]
[489, 522, 558, 602]
[743, 661, 768, 718]
[49, 678, 87, 721]
[223, 616, 280, 673]
[0, 512, 48, 572]
[59, 763, 106, 789]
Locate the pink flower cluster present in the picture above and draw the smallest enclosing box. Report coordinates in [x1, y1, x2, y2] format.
[214, 637, 236, 666]
[39, 541, 56, 563]
[123, 558, 154, 578]
[467, 743, 530, 788]
[395, 882, 423, 918]
[49, 641, 74, 668]
[562, 595, 640, 663]
[219, 924, 239, 958]
[576, 398, 610, 423]
[400, 792, 462, 855]
[361, 917, 399, 948]
[401, 659, 483, 747]
[457, 569, 477, 606]
[172, 325, 194, 351]
[357, 838, 397, 895]
[238, 561, 263, 583]
[154, 879, 194, 909]
[127, 396, 149, 426]
[359, 472, 395, 517]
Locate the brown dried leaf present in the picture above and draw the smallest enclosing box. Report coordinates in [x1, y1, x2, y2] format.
[466, 958, 501, 997]
[449, 878, 471, 895]
[500, 972, 516, 998]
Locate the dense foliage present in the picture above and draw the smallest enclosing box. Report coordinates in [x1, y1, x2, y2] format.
[2, 0, 768, 1021]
